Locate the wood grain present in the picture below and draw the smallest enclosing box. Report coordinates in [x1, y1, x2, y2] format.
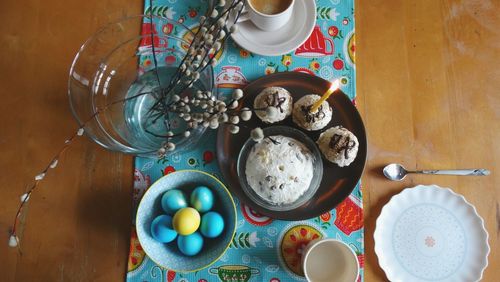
[0, 0, 498, 281]
[357, 0, 500, 280]
[0, 0, 140, 281]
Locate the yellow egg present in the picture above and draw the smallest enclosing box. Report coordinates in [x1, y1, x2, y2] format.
[172, 207, 201, 236]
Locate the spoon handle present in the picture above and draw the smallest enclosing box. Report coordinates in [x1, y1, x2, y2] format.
[413, 169, 490, 176]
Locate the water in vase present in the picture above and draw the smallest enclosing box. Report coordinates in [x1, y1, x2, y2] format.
[122, 66, 207, 153]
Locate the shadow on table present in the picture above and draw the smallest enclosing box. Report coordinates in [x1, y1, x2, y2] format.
[368, 165, 389, 180]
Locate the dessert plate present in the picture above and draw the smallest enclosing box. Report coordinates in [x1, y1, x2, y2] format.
[227, 0, 316, 56]
[216, 72, 367, 220]
[374, 185, 490, 282]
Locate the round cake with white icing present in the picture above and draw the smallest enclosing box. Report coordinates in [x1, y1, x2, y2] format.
[292, 94, 332, 131]
[254, 87, 293, 123]
[245, 135, 314, 205]
[317, 126, 359, 167]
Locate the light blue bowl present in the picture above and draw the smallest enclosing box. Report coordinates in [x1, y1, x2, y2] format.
[136, 170, 237, 272]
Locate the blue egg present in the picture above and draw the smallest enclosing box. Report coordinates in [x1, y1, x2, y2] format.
[161, 189, 188, 214]
[200, 211, 225, 238]
[190, 186, 214, 213]
[177, 232, 204, 256]
[150, 215, 177, 243]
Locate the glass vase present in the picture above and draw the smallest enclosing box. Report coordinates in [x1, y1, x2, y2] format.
[68, 15, 214, 156]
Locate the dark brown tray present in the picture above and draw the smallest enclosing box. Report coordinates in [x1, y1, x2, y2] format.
[216, 72, 366, 220]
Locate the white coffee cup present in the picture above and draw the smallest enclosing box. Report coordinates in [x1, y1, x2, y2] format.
[302, 239, 359, 282]
[237, 0, 295, 31]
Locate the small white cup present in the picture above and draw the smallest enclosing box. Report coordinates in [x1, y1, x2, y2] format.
[302, 239, 359, 282]
[238, 0, 295, 31]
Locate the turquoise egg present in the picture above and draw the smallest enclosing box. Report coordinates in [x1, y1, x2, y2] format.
[177, 232, 204, 256]
[200, 211, 225, 238]
[161, 189, 188, 214]
[190, 186, 214, 213]
[150, 215, 177, 243]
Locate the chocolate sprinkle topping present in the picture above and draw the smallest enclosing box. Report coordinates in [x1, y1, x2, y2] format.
[264, 91, 287, 113]
[300, 104, 326, 123]
[329, 133, 357, 159]
[295, 153, 303, 162]
[267, 136, 281, 145]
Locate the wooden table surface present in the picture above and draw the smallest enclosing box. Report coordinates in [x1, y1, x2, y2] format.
[0, 0, 498, 281]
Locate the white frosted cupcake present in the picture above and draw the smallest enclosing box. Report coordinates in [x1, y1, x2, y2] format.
[292, 94, 332, 131]
[317, 126, 359, 167]
[254, 87, 293, 123]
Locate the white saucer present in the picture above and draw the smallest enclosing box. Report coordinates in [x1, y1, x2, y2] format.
[374, 185, 489, 282]
[227, 0, 316, 56]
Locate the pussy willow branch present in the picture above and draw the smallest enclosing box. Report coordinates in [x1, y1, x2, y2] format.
[173, 0, 243, 83]
[163, 0, 243, 92]
[145, 0, 244, 126]
[9, 90, 155, 249]
[148, 0, 162, 89]
[10, 0, 247, 248]
[146, 0, 176, 127]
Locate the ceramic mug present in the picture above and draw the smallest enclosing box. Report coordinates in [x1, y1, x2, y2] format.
[237, 0, 295, 31]
[302, 239, 359, 282]
[209, 265, 260, 282]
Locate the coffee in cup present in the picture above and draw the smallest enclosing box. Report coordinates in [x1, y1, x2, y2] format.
[237, 0, 295, 31]
[249, 0, 293, 15]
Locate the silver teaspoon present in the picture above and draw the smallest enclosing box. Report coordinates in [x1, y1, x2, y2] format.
[383, 163, 490, 181]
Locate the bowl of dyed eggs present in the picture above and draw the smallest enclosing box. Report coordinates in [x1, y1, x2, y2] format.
[136, 170, 237, 272]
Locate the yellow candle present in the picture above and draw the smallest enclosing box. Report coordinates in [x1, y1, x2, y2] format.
[310, 79, 340, 113]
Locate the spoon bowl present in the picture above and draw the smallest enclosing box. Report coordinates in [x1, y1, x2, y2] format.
[383, 163, 408, 181]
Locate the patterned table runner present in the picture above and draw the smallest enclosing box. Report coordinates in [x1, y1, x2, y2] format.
[127, 1, 362, 281]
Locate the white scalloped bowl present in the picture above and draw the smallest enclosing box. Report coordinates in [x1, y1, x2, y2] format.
[374, 185, 489, 282]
